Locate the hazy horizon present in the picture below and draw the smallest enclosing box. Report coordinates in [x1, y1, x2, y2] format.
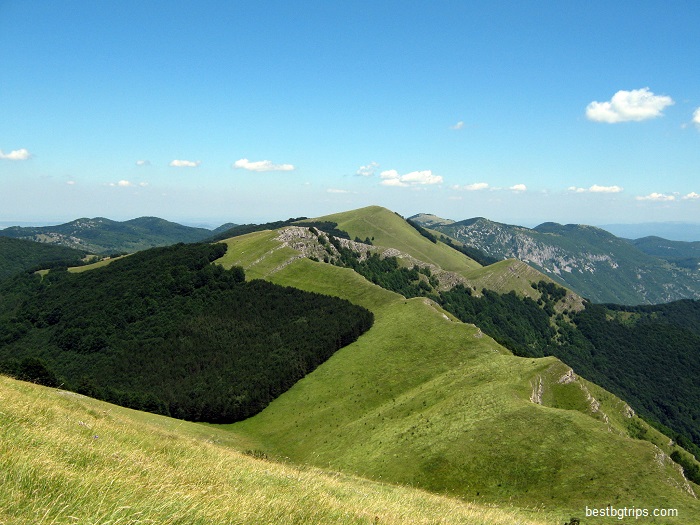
[2, 210, 700, 242]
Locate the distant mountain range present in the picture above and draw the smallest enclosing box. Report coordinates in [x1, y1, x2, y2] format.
[0, 217, 233, 255]
[411, 213, 700, 305]
[600, 222, 700, 242]
[3, 212, 700, 306]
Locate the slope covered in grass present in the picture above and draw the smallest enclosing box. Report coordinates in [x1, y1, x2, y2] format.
[0, 375, 556, 525]
[315, 206, 482, 273]
[215, 215, 699, 520]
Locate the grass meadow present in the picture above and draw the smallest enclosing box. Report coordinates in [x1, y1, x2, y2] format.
[0, 375, 554, 525]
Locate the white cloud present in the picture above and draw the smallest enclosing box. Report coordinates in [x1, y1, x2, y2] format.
[509, 184, 527, 192]
[636, 192, 676, 202]
[170, 159, 201, 168]
[0, 148, 31, 160]
[682, 192, 700, 200]
[586, 88, 673, 123]
[356, 161, 379, 177]
[589, 184, 624, 193]
[139, 182, 149, 187]
[452, 182, 489, 191]
[66, 180, 76, 185]
[327, 188, 351, 194]
[569, 184, 623, 194]
[380, 169, 442, 187]
[233, 158, 294, 172]
[136, 159, 150, 166]
[451, 120, 465, 130]
[693, 108, 700, 127]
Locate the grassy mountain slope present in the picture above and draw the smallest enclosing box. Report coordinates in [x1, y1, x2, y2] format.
[216, 221, 699, 519]
[0, 375, 553, 525]
[0, 216, 213, 254]
[410, 212, 456, 227]
[0, 236, 87, 280]
[316, 206, 482, 273]
[8, 205, 698, 521]
[413, 215, 700, 305]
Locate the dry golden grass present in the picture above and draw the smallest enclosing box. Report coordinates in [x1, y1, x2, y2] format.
[0, 375, 554, 525]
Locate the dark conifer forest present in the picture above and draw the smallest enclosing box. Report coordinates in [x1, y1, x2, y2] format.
[0, 242, 373, 423]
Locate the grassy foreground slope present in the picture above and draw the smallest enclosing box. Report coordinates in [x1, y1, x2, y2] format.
[217, 221, 698, 520]
[0, 375, 555, 525]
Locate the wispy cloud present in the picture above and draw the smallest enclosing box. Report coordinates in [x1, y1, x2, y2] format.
[0, 148, 31, 160]
[693, 108, 700, 128]
[356, 161, 379, 177]
[136, 159, 151, 166]
[636, 192, 675, 202]
[509, 184, 527, 192]
[327, 188, 352, 194]
[586, 88, 673, 123]
[233, 158, 294, 172]
[450, 120, 465, 130]
[682, 192, 700, 200]
[452, 182, 489, 191]
[170, 159, 201, 168]
[589, 184, 624, 193]
[380, 169, 442, 187]
[109, 180, 148, 188]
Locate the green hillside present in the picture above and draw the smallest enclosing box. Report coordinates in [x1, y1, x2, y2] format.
[632, 236, 700, 270]
[315, 206, 482, 273]
[0, 216, 214, 254]
[0, 375, 554, 525]
[0, 236, 88, 280]
[215, 215, 700, 519]
[5, 205, 700, 522]
[413, 214, 700, 305]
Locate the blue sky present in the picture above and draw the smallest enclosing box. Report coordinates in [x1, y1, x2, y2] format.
[1, 1, 699, 227]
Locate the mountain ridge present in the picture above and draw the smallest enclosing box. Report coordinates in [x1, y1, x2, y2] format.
[0, 216, 218, 254]
[412, 213, 700, 305]
[212, 207, 699, 516]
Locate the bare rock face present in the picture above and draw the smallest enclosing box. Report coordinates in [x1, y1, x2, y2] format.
[416, 216, 700, 305]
